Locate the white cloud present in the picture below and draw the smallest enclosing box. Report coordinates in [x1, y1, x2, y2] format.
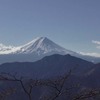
[92, 40, 100, 49]
[78, 40, 100, 57]
[92, 40, 100, 45]
[79, 52, 100, 57]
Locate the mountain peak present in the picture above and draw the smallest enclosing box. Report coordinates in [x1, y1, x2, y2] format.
[18, 37, 57, 54]
[0, 37, 78, 57]
[13, 36, 73, 55]
[34, 37, 51, 44]
[26, 37, 49, 46]
[34, 37, 49, 43]
[37, 37, 48, 40]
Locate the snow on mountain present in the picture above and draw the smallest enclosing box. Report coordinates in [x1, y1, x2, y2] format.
[0, 44, 15, 54]
[0, 37, 99, 63]
[13, 37, 78, 55]
[0, 37, 78, 56]
[0, 37, 81, 64]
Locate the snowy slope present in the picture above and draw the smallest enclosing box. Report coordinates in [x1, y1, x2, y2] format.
[0, 37, 78, 56]
[13, 37, 78, 56]
[0, 37, 81, 64]
[0, 37, 99, 63]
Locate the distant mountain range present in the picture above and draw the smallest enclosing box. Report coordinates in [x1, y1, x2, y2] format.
[0, 37, 100, 64]
[0, 37, 100, 100]
[0, 54, 94, 79]
[0, 54, 100, 100]
[0, 53, 100, 88]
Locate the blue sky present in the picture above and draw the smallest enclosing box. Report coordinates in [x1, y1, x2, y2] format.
[0, 0, 100, 56]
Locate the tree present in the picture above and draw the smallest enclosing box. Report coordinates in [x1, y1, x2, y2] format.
[0, 71, 100, 100]
[0, 73, 41, 100]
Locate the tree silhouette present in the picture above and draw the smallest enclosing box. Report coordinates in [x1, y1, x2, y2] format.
[0, 71, 100, 100]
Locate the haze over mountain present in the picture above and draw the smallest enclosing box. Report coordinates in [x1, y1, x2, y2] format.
[0, 37, 99, 64]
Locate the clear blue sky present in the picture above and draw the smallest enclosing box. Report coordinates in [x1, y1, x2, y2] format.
[0, 0, 100, 55]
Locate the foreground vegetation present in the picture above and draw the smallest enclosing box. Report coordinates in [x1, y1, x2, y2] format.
[0, 70, 99, 100]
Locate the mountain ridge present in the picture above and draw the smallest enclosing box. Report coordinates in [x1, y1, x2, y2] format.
[0, 54, 94, 79]
[0, 37, 99, 63]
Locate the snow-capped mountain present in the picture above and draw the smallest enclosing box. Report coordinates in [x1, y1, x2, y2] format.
[12, 37, 78, 55]
[0, 37, 78, 56]
[0, 37, 99, 64]
[0, 37, 80, 64]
